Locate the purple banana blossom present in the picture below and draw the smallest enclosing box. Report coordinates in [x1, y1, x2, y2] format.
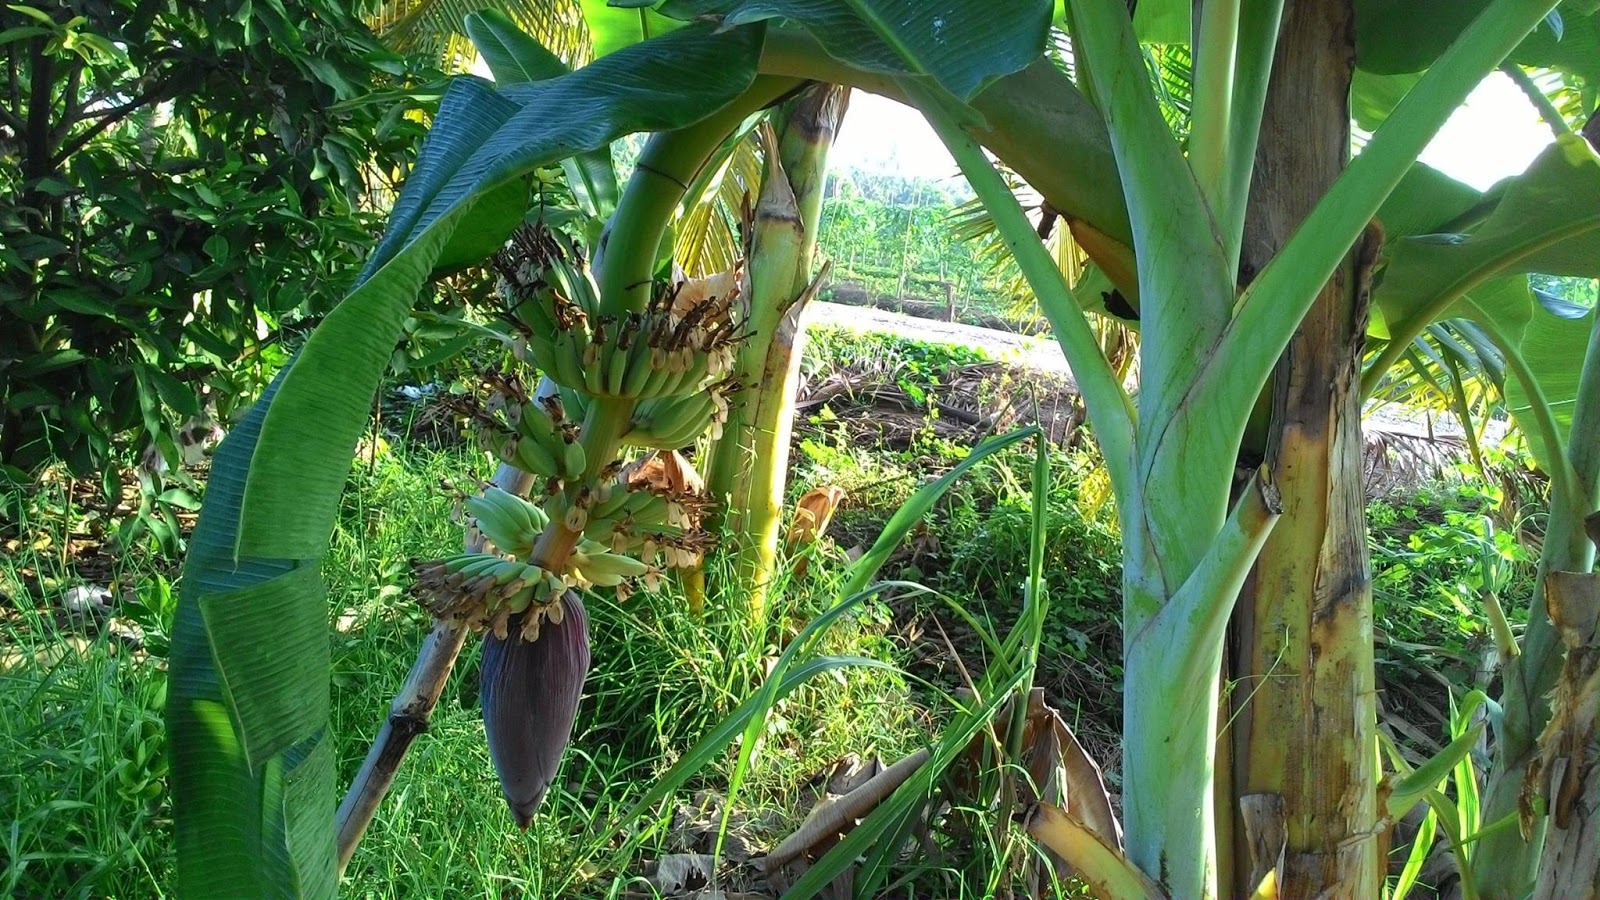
[480, 591, 590, 829]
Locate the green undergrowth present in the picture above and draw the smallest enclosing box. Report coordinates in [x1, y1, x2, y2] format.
[0, 328, 1542, 896]
[1, 440, 921, 897]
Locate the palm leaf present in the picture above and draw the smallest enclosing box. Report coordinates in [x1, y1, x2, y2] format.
[373, 0, 592, 69]
[675, 126, 766, 277]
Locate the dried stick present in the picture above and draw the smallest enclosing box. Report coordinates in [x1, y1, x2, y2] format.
[335, 463, 534, 873]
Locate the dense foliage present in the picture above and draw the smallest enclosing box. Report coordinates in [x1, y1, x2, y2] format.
[0, 1, 438, 484]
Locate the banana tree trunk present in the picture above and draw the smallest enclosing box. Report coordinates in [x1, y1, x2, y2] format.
[1226, 1, 1381, 894]
[1477, 305, 1600, 897]
[705, 84, 848, 618]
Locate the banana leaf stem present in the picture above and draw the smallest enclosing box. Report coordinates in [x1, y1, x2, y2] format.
[1500, 62, 1572, 138]
[923, 96, 1136, 508]
[597, 77, 798, 316]
[1190, 0, 1242, 229]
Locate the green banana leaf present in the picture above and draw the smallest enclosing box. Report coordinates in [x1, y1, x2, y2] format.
[1372, 134, 1600, 468]
[657, 0, 1053, 101]
[170, 26, 766, 896]
[578, 0, 686, 59]
[1356, 0, 1595, 78]
[169, 370, 338, 898]
[466, 9, 622, 217]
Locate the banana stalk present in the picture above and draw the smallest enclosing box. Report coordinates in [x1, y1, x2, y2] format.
[704, 84, 849, 621]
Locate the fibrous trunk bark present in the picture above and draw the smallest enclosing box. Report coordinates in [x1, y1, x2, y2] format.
[1227, 1, 1381, 894]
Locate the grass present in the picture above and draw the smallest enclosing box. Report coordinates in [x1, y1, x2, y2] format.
[1, 437, 922, 897]
[0, 329, 1543, 897]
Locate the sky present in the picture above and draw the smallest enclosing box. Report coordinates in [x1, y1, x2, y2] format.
[831, 72, 1556, 192]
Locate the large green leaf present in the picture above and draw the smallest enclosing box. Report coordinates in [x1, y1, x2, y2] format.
[467, 8, 571, 80]
[1352, 68, 1423, 133]
[1370, 134, 1600, 471]
[1373, 134, 1600, 347]
[1466, 279, 1598, 458]
[466, 9, 622, 216]
[660, 0, 1053, 100]
[1374, 161, 1482, 243]
[1356, 0, 1596, 76]
[578, 0, 685, 58]
[239, 24, 764, 558]
[169, 370, 337, 898]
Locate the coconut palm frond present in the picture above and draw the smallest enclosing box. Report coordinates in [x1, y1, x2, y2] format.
[1509, 65, 1590, 133]
[1367, 318, 1509, 480]
[372, 0, 590, 71]
[1049, 26, 1076, 82]
[1145, 43, 1193, 143]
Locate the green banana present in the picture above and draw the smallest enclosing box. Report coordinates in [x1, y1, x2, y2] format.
[560, 436, 587, 481]
[604, 339, 629, 396]
[466, 488, 549, 557]
[510, 435, 560, 480]
[515, 403, 569, 477]
[581, 340, 604, 395]
[546, 323, 584, 389]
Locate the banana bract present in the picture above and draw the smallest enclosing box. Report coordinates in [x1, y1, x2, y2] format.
[480, 590, 590, 830]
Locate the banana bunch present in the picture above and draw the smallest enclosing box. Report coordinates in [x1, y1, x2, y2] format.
[627, 386, 735, 448]
[579, 470, 672, 534]
[411, 552, 567, 640]
[498, 229, 744, 402]
[479, 393, 587, 484]
[554, 383, 732, 452]
[465, 486, 550, 557]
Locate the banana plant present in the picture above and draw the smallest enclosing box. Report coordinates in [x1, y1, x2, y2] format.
[167, 19, 791, 893]
[1359, 131, 1600, 895]
[170, 2, 1600, 897]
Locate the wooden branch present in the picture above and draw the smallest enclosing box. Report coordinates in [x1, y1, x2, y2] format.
[23, 37, 53, 180]
[48, 57, 82, 148]
[50, 77, 172, 168]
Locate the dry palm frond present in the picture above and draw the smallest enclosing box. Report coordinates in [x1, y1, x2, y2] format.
[1363, 426, 1472, 495]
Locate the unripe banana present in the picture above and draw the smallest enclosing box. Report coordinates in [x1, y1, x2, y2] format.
[633, 344, 672, 397]
[467, 488, 548, 557]
[511, 435, 560, 480]
[517, 307, 562, 375]
[587, 482, 633, 522]
[447, 553, 508, 580]
[620, 321, 655, 398]
[484, 486, 549, 535]
[550, 328, 587, 389]
[560, 437, 587, 481]
[572, 547, 650, 581]
[604, 340, 629, 396]
[582, 341, 605, 395]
